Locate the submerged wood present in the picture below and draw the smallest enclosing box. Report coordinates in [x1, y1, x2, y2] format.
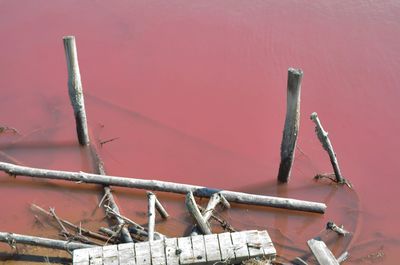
[310, 112, 345, 184]
[0, 232, 93, 251]
[185, 192, 212, 234]
[336, 251, 349, 263]
[307, 239, 339, 265]
[147, 192, 156, 241]
[326, 221, 350, 236]
[198, 204, 236, 232]
[277, 68, 303, 183]
[63, 36, 89, 146]
[147, 191, 169, 219]
[0, 162, 327, 213]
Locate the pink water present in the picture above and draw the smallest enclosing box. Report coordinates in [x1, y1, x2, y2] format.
[0, 1, 399, 264]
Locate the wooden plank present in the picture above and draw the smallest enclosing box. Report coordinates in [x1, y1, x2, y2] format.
[258, 230, 276, 258]
[73, 248, 89, 265]
[203, 234, 221, 263]
[307, 239, 340, 265]
[245, 230, 263, 258]
[178, 236, 194, 264]
[103, 245, 119, 265]
[151, 239, 167, 265]
[191, 235, 207, 264]
[165, 238, 180, 265]
[118, 242, 136, 265]
[218, 232, 235, 262]
[135, 241, 151, 265]
[88, 247, 103, 265]
[231, 231, 249, 262]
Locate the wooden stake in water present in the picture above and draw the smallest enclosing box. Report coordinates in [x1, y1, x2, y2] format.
[147, 192, 156, 242]
[277, 68, 303, 183]
[63, 36, 89, 146]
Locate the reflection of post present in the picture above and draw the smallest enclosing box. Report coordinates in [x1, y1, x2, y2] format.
[277, 68, 303, 183]
[63, 36, 89, 146]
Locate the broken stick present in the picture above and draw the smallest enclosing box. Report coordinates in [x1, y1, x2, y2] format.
[147, 192, 156, 241]
[278, 68, 303, 183]
[307, 238, 339, 265]
[185, 191, 211, 234]
[147, 191, 169, 219]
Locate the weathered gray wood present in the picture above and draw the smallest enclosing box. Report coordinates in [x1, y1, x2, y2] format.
[336, 251, 349, 263]
[148, 192, 169, 219]
[178, 236, 194, 264]
[258, 230, 276, 258]
[147, 192, 156, 242]
[277, 68, 303, 183]
[186, 192, 212, 234]
[203, 234, 221, 262]
[230, 231, 249, 262]
[310, 112, 345, 184]
[307, 239, 340, 265]
[218, 232, 235, 261]
[191, 235, 207, 264]
[88, 246, 103, 265]
[165, 238, 180, 265]
[0, 162, 326, 213]
[135, 241, 151, 265]
[63, 36, 89, 146]
[151, 240, 166, 265]
[118, 243, 136, 265]
[73, 248, 89, 265]
[103, 244, 119, 265]
[245, 230, 264, 258]
[0, 231, 93, 251]
[326, 222, 350, 236]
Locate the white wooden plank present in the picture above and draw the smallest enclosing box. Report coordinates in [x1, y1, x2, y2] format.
[135, 241, 151, 265]
[73, 248, 89, 265]
[178, 236, 194, 264]
[231, 231, 249, 262]
[88, 247, 103, 265]
[203, 234, 221, 263]
[191, 235, 207, 264]
[307, 239, 340, 265]
[165, 238, 180, 265]
[118, 242, 136, 265]
[151, 239, 167, 265]
[245, 230, 264, 258]
[103, 245, 119, 265]
[218, 232, 235, 262]
[258, 230, 276, 258]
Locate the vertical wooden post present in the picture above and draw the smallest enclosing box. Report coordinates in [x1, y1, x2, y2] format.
[277, 68, 303, 183]
[147, 192, 156, 242]
[63, 36, 89, 146]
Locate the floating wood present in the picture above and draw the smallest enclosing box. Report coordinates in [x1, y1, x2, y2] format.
[278, 68, 303, 183]
[0, 162, 327, 213]
[307, 239, 339, 265]
[72, 230, 276, 265]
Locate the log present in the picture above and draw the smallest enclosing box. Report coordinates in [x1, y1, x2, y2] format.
[278, 68, 303, 183]
[307, 239, 339, 265]
[147, 192, 156, 241]
[0, 232, 93, 251]
[63, 36, 89, 146]
[147, 192, 169, 219]
[185, 192, 211, 234]
[0, 162, 327, 213]
[310, 112, 345, 184]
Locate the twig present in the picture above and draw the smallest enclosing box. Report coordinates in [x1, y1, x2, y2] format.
[49, 208, 69, 239]
[100, 137, 120, 147]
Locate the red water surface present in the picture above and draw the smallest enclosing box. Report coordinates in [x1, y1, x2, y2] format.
[1, 1, 400, 264]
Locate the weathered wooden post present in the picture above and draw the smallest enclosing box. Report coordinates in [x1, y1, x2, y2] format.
[147, 192, 156, 241]
[63, 36, 90, 146]
[277, 68, 303, 183]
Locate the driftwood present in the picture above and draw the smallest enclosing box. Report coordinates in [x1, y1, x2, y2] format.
[147, 192, 156, 241]
[310, 112, 349, 186]
[326, 222, 350, 236]
[147, 191, 169, 219]
[185, 192, 211, 234]
[307, 239, 339, 265]
[337, 251, 349, 263]
[63, 36, 89, 146]
[0, 232, 93, 251]
[197, 205, 236, 232]
[0, 162, 327, 213]
[277, 68, 303, 183]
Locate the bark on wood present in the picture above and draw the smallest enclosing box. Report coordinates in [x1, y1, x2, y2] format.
[310, 112, 345, 184]
[147, 192, 169, 219]
[185, 192, 212, 235]
[307, 239, 340, 265]
[278, 68, 303, 183]
[0, 162, 327, 213]
[63, 36, 89, 146]
[147, 192, 156, 242]
[0, 231, 93, 251]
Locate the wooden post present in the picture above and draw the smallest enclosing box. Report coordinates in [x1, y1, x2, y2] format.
[147, 192, 169, 219]
[307, 239, 339, 265]
[185, 192, 212, 234]
[147, 192, 156, 242]
[277, 68, 303, 183]
[310, 112, 345, 184]
[63, 36, 89, 146]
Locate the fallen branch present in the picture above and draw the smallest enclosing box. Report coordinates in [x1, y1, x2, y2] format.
[147, 191, 169, 219]
[197, 204, 236, 232]
[185, 192, 211, 235]
[0, 162, 327, 213]
[326, 221, 350, 236]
